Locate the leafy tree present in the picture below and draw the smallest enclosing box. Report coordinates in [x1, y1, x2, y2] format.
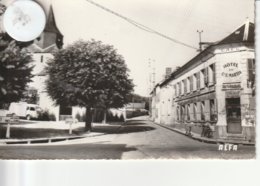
[0, 2, 34, 109]
[46, 40, 134, 131]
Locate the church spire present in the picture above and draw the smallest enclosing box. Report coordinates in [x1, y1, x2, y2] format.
[34, 1, 63, 49]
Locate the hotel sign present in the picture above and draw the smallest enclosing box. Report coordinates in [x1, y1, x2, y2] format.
[221, 62, 242, 78]
[222, 83, 241, 90]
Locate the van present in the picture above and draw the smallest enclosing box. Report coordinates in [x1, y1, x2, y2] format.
[8, 102, 42, 120]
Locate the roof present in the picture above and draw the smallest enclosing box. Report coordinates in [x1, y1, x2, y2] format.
[158, 21, 255, 88]
[44, 6, 62, 35]
[218, 21, 254, 45]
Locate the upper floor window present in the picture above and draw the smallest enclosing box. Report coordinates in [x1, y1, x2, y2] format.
[196, 72, 200, 90]
[40, 55, 44, 63]
[178, 82, 181, 96]
[184, 79, 187, 94]
[200, 69, 205, 88]
[247, 59, 255, 88]
[174, 84, 177, 97]
[193, 103, 197, 120]
[187, 77, 191, 93]
[209, 63, 216, 85]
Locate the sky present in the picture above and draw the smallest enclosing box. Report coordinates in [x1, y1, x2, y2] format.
[2, 0, 255, 96]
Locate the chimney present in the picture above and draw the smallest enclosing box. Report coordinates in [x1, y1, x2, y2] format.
[165, 67, 172, 79]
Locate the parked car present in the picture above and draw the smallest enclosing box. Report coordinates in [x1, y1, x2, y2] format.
[8, 102, 42, 120]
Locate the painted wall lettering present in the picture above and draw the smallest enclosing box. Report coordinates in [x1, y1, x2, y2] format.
[221, 62, 241, 78]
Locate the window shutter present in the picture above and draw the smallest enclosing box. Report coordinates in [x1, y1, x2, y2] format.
[197, 72, 200, 89]
[190, 76, 193, 91]
[212, 63, 216, 83]
[248, 59, 255, 81]
[174, 85, 177, 97]
[205, 67, 209, 86]
[184, 79, 187, 94]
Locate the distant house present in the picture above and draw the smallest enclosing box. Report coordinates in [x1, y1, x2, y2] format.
[150, 20, 255, 142]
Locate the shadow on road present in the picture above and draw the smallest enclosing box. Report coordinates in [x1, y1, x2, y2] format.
[74, 123, 155, 135]
[0, 126, 74, 139]
[0, 143, 138, 159]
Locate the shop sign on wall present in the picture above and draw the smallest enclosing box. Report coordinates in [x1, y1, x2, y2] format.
[222, 83, 241, 90]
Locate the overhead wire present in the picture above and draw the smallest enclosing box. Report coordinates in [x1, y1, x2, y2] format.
[84, 0, 199, 50]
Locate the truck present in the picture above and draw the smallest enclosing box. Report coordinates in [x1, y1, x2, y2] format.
[8, 102, 42, 120]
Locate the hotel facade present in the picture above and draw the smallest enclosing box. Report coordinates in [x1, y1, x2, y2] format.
[150, 21, 255, 142]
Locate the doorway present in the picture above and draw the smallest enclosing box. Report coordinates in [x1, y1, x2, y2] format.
[226, 98, 242, 134]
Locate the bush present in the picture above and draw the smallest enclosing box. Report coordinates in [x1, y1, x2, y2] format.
[75, 112, 86, 122]
[37, 110, 56, 121]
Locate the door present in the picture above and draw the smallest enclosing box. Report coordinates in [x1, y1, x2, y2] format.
[226, 98, 242, 133]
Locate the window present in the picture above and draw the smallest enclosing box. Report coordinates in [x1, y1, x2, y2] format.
[179, 82, 182, 95]
[247, 59, 255, 88]
[200, 69, 205, 88]
[176, 106, 180, 121]
[178, 83, 181, 96]
[209, 64, 216, 85]
[187, 77, 190, 93]
[40, 55, 44, 63]
[210, 99, 217, 121]
[204, 67, 209, 86]
[184, 79, 187, 94]
[181, 105, 185, 121]
[187, 104, 190, 120]
[30, 107, 35, 111]
[196, 72, 200, 90]
[193, 103, 197, 120]
[174, 85, 177, 97]
[201, 101, 205, 121]
[190, 76, 193, 91]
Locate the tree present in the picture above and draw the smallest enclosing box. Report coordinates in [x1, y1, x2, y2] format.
[46, 40, 134, 131]
[0, 2, 34, 109]
[0, 41, 34, 108]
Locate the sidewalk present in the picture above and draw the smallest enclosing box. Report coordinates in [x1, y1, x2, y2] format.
[153, 122, 255, 146]
[0, 120, 111, 145]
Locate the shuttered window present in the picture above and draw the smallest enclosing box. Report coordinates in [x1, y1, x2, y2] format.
[173, 85, 178, 97]
[248, 59, 255, 82]
[189, 76, 193, 92]
[212, 63, 216, 84]
[205, 67, 209, 86]
[193, 103, 197, 120]
[197, 72, 200, 89]
[201, 101, 205, 121]
[184, 79, 187, 94]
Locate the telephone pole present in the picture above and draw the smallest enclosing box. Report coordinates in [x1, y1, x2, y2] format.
[148, 59, 156, 94]
[197, 30, 203, 52]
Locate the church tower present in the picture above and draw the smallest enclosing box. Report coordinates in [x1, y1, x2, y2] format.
[26, 1, 64, 121]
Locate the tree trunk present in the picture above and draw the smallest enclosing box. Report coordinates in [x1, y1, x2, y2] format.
[85, 107, 92, 131]
[102, 109, 107, 124]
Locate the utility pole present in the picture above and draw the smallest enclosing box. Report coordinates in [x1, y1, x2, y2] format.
[148, 59, 156, 94]
[197, 30, 203, 52]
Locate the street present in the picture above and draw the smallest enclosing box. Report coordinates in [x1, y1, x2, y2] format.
[0, 118, 255, 159]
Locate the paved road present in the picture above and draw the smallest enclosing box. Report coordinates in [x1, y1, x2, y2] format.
[0, 118, 255, 159]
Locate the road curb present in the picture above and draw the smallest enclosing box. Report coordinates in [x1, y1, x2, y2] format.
[152, 122, 255, 146]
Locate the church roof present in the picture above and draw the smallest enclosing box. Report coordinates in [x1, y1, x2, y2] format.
[44, 6, 62, 36]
